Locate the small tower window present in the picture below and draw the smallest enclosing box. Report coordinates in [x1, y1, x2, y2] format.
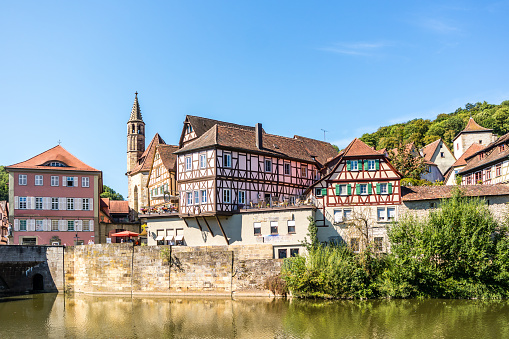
[137, 126, 141, 134]
[132, 125, 135, 133]
[479, 140, 482, 144]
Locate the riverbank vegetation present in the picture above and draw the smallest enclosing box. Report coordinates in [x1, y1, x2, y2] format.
[281, 190, 509, 299]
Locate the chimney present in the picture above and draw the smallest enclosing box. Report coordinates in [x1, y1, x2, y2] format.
[255, 123, 263, 149]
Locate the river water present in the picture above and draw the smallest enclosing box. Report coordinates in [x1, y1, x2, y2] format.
[1, 294, 509, 338]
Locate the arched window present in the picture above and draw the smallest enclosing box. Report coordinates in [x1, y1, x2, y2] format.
[132, 125, 135, 133]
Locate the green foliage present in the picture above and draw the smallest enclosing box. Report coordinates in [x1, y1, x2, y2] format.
[331, 144, 340, 153]
[0, 166, 8, 201]
[388, 144, 426, 180]
[360, 101, 508, 151]
[302, 216, 320, 251]
[100, 185, 124, 200]
[282, 189, 509, 299]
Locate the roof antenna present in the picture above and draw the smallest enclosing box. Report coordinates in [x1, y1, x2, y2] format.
[58, 139, 61, 145]
[321, 129, 328, 141]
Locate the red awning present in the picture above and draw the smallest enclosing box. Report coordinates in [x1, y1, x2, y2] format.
[111, 231, 139, 237]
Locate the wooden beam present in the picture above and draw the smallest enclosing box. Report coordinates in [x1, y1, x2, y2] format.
[182, 218, 190, 228]
[202, 217, 214, 236]
[215, 215, 229, 245]
[194, 217, 203, 231]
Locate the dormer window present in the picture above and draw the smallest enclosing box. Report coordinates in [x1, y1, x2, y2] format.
[500, 145, 506, 152]
[45, 161, 67, 167]
[186, 124, 193, 133]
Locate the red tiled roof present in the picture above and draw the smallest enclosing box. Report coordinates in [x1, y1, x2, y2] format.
[109, 200, 129, 214]
[453, 143, 485, 167]
[421, 139, 441, 162]
[6, 145, 99, 172]
[342, 138, 381, 157]
[401, 184, 509, 201]
[130, 133, 166, 174]
[176, 124, 336, 164]
[453, 117, 493, 141]
[157, 145, 179, 171]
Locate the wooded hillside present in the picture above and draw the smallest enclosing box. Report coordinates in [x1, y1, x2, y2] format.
[360, 100, 509, 151]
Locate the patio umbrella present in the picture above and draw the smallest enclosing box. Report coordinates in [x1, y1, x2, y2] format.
[111, 231, 139, 237]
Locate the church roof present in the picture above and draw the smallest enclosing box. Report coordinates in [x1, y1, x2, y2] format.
[129, 133, 166, 174]
[453, 117, 492, 141]
[128, 92, 143, 122]
[6, 145, 100, 172]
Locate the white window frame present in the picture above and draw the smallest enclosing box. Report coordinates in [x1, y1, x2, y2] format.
[51, 176, 59, 186]
[284, 162, 291, 175]
[19, 197, 27, 209]
[253, 222, 261, 236]
[301, 166, 307, 177]
[67, 198, 74, 210]
[265, 159, 272, 172]
[35, 175, 43, 186]
[200, 153, 207, 169]
[82, 198, 90, 211]
[185, 156, 192, 171]
[377, 206, 397, 222]
[51, 220, 59, 231]
[19, 174, 27, 185]
[66, 177, 74, 187]
[201, 190, 207, 204]
[367, 160, 376, 171]
[223, 189, 231, 203]
[82, 177, 89, 187]
[36, 220, 43, 231]
[186, 192, 193, 206]
[35, 197, 43, 210]
[359, 184, 367, 195]
[51, 198, 59, 210]
[194, 191, 199, 205]
[334, 208, 352, 223]
[270, 221, 278, 235]
[315, 188, 322, 196]
[223, 153, 232, 168]
[238, 190, 246, 205]
[338, 184, 347, 196]
[287, 220, 296, 234]
[351, 161, 359, 171]
[343, 209, 352, 221]
[380, 183, 388, 194]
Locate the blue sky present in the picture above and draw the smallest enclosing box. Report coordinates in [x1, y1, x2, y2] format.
[2, 1, 509, 198]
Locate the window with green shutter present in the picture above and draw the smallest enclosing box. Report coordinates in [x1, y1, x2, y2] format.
[347, 184, 352, 195]
[346, 160, 351, 171]
[368, 183, 372, 194]
[322, 188, 327, 196]
[363, 160, 368, 171]
[375, 159, 380, 170]
[376, 183, 380, 194]
[388, 182, 393, 194]
[335, 184, 340, 196]
[356, 184, 361, 195]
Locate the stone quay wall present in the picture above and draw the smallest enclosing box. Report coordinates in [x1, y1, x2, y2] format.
[66, 243, 280, 296]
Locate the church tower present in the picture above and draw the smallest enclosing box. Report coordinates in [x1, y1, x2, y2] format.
[127, 92, 145, 173]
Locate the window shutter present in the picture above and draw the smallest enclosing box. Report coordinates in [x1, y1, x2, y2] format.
[376, 183, 380, 194]
[76, 198, 82, 211]
[363, 160, 368, 170]
[14, 219, 19, 231]
[74, 177, 78, 187]
[59, 198, 66, 210]
[368, 183, 372, 195]
[356, 184, 360, 195]
[321, 188, 327, 196]
[15, 196, 19, 209]
[335, 184, 340, 196]
[76, 220, 82, 232]
[347, 184, 352, 196]
[58, 220, 65, 231]
[346, 160, 351, 171]
[62, 176, 66, 186]
[29, 219, 36, 232]
[43, 197, 50, 210]
[388, 182, 393, 194]
[89, 198, 93, 211]
[89, 220, 94, 232]
[375, 159, 380, 170]
[29, 197, 35, 209]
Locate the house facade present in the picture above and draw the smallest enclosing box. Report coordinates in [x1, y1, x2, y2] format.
[0, 201, 9, 245]
[6, 145, 101, 245]
[146, 144, 179, 212]
[458, 132, 509, 185]
[420, 138, 456, 178]
[444, 143, 485, 185]
[453, 117, 497, 160]
[309, 138, 403, 252]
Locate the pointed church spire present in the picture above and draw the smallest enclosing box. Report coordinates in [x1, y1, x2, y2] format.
[129, 91, 143, 121]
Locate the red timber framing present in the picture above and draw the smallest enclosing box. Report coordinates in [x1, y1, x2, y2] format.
[308, 138, 402, 227]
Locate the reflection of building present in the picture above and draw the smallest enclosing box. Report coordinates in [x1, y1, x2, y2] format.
[0, 201, 9, 245]
[98, 198, 140, 243]
[6, 145, 101, 245]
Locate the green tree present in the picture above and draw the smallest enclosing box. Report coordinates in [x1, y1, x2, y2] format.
[100, 185, 124, 200]
[0, 166, 8, 201]
[388, 144, 426, 180]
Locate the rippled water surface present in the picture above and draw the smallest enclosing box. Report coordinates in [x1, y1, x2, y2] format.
[1, 294, 509, 338]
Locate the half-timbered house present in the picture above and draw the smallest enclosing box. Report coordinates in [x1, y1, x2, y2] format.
[308, 138, 403, 252]
[146, 144, 179, 212]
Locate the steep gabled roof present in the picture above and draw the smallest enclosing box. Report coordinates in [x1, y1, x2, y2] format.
[157, 144, 179, 172]
[453, 117, 493, 141]
[6, 145, 100, 172]
[129, 133, 166, 174]
[401, 184, 509, 201]
[420, 139, 441, 162]
[175, 124, 335, 164]
[452, 143, 485, 167]
[458, 132, 509, 175]
[342, 138, 381, 157]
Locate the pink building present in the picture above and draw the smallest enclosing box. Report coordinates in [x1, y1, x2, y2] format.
[6, 145, 102, 245]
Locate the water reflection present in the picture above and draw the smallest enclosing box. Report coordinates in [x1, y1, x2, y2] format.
[0, 294, 509, 338]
